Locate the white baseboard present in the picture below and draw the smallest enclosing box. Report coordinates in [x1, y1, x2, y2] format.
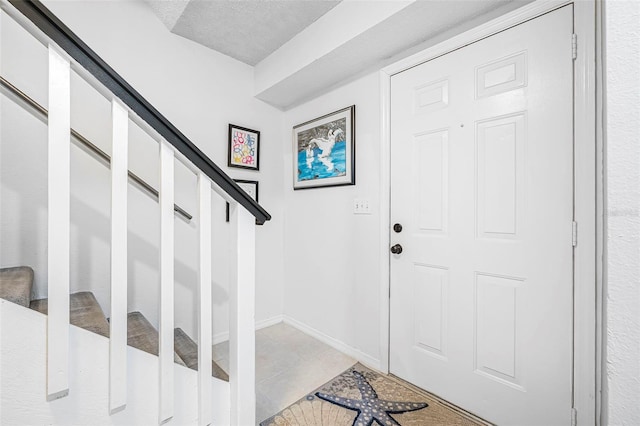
[211, 314, 382, 371]
[256, 314, 284, 330]
[212, 314, 284, 345]
[212, 331, 228, 345]
[282, 315, 381, 371]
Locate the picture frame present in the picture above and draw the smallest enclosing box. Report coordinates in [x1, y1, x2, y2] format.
[226, 179, 259, 222]
[292, 105, 355, 190]
[228, 124, 260, 170]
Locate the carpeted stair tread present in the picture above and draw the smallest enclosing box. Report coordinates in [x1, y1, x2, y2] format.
[127, 312, 186, 366]
[30, 291, 110, 338]
[0, 266, 34, 307]
[174, 328, 229, 382]
[174, 328, 198, 369]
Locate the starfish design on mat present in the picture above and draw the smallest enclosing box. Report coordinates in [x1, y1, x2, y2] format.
[315, 370, 428, 426]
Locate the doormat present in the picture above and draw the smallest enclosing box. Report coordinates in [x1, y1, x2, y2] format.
[260, 363, 490, 426]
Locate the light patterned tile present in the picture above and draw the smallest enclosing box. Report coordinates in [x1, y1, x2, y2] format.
[256, 344, 302, 383]
[258, 322, 298, 340]
[259, 369, 313, 412]
[288, 334, 333, 361]
[313, 348, 357, 377]
[256, 388, 280, 424]
[214, 322, 361, 424]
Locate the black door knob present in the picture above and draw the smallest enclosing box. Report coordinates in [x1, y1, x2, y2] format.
[390, 244, 403, 254]
[393, 223, 403, 233]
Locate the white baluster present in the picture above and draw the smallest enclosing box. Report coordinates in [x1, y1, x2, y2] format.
[159, 140, 175, 424]
[109, 99, 128, 414]
[197, 173, 213, 426]
[47, 45, 70, 402]
[228, 203, 256, 426]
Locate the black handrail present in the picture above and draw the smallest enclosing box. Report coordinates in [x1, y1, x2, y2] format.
[8, 0, 271, 225]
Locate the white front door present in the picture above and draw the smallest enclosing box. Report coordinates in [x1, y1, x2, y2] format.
[389, 6, 574, 425]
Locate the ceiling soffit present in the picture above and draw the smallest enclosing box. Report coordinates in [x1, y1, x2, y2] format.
[147, 0, 533, 109]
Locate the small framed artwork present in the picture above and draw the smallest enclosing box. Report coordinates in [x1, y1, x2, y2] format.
[293, 105, 355, 190]
[226, 179, 259, 222]
[228, 124, 260, 170]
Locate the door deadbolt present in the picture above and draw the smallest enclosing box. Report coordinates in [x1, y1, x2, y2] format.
[393, 223, 403, 233]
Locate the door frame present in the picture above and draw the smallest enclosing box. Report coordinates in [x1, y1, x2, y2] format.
[378, 1, 601, 424]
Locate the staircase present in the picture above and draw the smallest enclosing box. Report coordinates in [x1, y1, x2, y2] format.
[0, 266, 228, 380]
[1, 1, 267, 424]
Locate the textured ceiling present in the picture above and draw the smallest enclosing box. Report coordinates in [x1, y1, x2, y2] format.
[147, 0, 341, 66]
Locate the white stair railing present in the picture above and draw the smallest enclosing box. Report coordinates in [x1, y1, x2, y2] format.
[46, 44, 71, 402]
[228, 204, 257, 426]
[109, 98, 129, 415]
[198, 172, 213, 426]
[2, 0, 267, 424]
[159, 139, 176, 424]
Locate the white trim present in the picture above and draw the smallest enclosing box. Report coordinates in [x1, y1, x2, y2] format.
[211, 315, 284, 345]
[594, 3, 605, 424]
[573, 2, 600, 425]
[379, 1, 599, 424]
[255, 315, 284, 331]
[212, 331, 229, 346]
[379, 70, 391, 375]
[282, 315, 381, 371]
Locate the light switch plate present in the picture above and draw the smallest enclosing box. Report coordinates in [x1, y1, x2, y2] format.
[354, 198, 371, 214]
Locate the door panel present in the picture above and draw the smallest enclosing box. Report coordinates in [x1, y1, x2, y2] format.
[390, 6, 574, 425]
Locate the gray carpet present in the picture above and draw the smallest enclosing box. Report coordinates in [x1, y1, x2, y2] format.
[30, 291, 110, 338]
[174, 328, 229, 381]
[0, 266, 34, 307]
[127, 311, 186, 366]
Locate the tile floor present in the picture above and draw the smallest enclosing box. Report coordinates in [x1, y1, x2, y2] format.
[212, 322, 356, 424]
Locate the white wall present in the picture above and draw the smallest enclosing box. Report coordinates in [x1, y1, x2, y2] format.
[0, 0, 285, 342]
[603, 1, 640, 425]
[0, 300, 231, 425]
[277, 0, 538, 370]
[282, 72, 382, 366]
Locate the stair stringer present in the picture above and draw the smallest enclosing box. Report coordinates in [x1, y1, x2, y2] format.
[0, 300, 231, 425]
